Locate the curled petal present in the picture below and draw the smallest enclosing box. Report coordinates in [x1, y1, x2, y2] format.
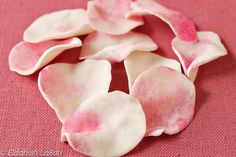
[9, 37, 82, 75]
[38, 60, 111, 122]
[87, 0, 144, 35]
[80, 31, 157, 63]
[61, 91, 146, 157]
[172, 31, 227, 81]
[127, 0, 197, 42]
[24, 9, 93, 43]
[124, 51, 181, 91]
[130, 66, 196, 136]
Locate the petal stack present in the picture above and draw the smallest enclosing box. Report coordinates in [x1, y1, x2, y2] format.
[9, 0, 227, 156]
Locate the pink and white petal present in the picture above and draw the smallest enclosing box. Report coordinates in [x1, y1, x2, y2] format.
[24, 9, 93, 43]
[80, 31, 158, 63]
[9, 37, 81, 75]
[38, 60, 111, 123]
[130, 66, 196, 136]
[61, 91, 146, 157]
[127, 0, 197, 42]
[172, 31, 227, 81]
[87, 0, 144, 35]
[124, 51, 181, 91]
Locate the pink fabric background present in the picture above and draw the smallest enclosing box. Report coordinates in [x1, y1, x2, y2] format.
[0, 0, 236, 156]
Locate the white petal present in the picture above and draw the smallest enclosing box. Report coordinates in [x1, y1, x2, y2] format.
[127, 0, 197, 41]
[131, 66, 196, 136]
[38, 60, 111, 122]
[172, 31, 227, 81]
[9, 38, 82, 75]
[124, 51, 181, 91]
[61, 91, 146, 156]
[24, 9, 93, 43]
[80, 31, 157, 63]
[87, 0, 144, 35]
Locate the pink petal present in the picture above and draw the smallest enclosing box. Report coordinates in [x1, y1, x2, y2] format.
[61, 91, 146, 157]
[24, 9, 93, 43]
[172, 31, 227, 81]
[80, 31, 158, 63]
[124, 51, 181, 91]
[130, 66, 196, 136]
[87, 0, 144, 35]
[127, 0, 197, 42]
[9, 37, 81, 75]
[38, 60, 111, 122]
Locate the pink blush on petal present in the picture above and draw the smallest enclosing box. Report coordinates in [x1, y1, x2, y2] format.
[10, 43, 42, 71]
[169, 13, 198, 42]
[172, 32, 227, 81]
[130, 66, 196, 136]
[127, 0, 198, 42]
[38, 60, 111, 123]
[176, 118, 191, 130]
[91, 4, 108, 21]
[87, 0, 143, 35]
[9, 41, 59, 71]
[61, 91, 146, 157]
[180, 54, 192, 69]
[9, 38, 81, 75]
[63, 110, 100, 133]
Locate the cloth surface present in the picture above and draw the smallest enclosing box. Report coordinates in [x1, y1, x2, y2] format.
[0, 0, 236, 156]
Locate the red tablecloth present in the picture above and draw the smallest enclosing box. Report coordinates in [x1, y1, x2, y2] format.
[1, 0, 236, 156]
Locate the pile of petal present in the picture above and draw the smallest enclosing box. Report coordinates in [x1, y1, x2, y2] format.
[9, 0, 227, 156]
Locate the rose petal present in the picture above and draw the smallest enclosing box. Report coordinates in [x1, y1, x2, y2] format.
[130, 66, 196, 136]
[61, 91, 146, 157]
[87, 0, 144, 35]
[9, 37, 81, 75]
[38, 60, 111, 122]
[127, 0, 197, 42]
[172, 31, 227, 81]
[124, 51, 181, 91]
[79, 31, 158, 63]
[24, 9, 93, 43]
